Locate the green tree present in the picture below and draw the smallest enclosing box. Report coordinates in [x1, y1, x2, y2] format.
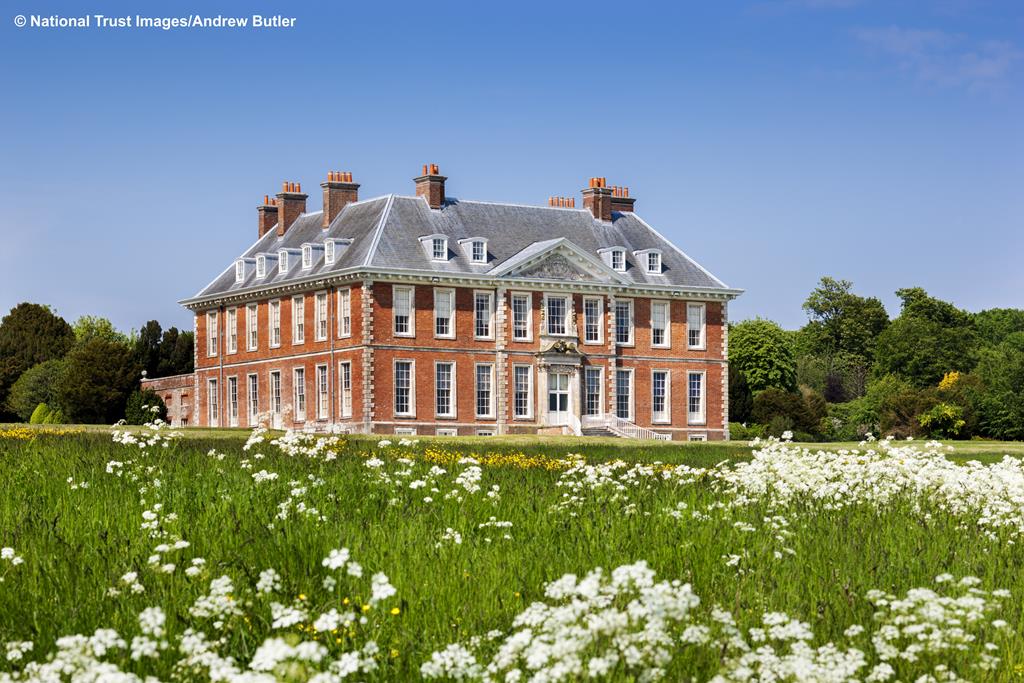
[124, 388, 168, 425]
[801, 277, 890, 362]
[0, 303, 75, 419]
[974, 308, 1024, 347]
[135, 320, 163, 378]
[6, 359, 64, 422]
[873, 288, 977, 387]
[72, 316, 130, 345]
[971, 332, 1024, 440]
[729, 319, 796, 393]
[728, 369, 753, 423]
[55, 338, 141, 424]
[158, 328, 194, 376]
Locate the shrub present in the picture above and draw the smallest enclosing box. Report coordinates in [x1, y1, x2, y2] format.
[29, 402, 50, 424]
[55, 338, 141, 424]
[918, 402, 967, 439]
[124, 389, 168, 425]
[728, 422, 765, 441]
[6, 359, 64, 422]
[752, 388, 817, 435]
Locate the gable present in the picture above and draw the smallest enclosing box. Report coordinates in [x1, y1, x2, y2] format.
[490, 240, 628, 284]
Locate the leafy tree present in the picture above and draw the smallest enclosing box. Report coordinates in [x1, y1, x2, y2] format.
[971, 332, 1024, 440]
[0, 303, 75, 419]
[157, 327, 194, 376]
[72, 316, 130, 345]
[751, 388, 818, 436]
[729, 319, 797, 393]
[55, 338, 141, 424]
[6, 359, 64, 422]
[974, 308, 1024, 347]
[873, 288, 977, 387]
[125, 388, 168, 425]
[801, 277, 889, 362]
[728, 369, 753, 424]
[135, 320, 163, 378]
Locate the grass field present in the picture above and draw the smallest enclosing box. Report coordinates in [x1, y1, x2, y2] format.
[2, 426, 1024, 681]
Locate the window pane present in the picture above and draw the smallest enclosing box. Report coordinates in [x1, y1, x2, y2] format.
[688, 372, 703, 422]
[547, 297, 566, 335]
[615, 302, 632, 344]
[435, 290, 452, 337]
[652, 371, 667, 420]
[436, 363, 452, 416]
[688, 304, 704, 348]
[395, 362, 411, 414]
[475, 293, 492, 338]
[615, 370, 631, 419]
[585, 368, 601, 416]
[512, 295, 529, 339]
[584, 299, 601, 342]
[513, 366, 531, 418]
[476, 365, 492, 416]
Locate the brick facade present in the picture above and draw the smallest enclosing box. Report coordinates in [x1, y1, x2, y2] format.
[139, 373, 194, 427]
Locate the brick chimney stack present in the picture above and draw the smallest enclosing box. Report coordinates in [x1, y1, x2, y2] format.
[414, 163, 446, 209]
[257, 195, 279, 238]
[609, 185, 635, 213]
[275, 181, 307, 236]
[581, 177, 612, 222]
[321, 171, 359, 228]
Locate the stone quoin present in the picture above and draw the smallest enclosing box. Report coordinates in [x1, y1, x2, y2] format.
[168, 166, 742, 440]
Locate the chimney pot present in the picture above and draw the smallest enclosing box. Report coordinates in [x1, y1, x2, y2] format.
[415, 163, 446, 209]
[321, 168, 360, 228]
[275, 181, 308, 236]
[258, 192, 280, 238]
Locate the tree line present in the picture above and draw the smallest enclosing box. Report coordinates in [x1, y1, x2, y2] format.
[0, 303, 193, 424]
[728, 278, 1024, 441]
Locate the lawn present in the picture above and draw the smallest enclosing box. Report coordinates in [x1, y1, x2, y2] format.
[2, 426, 1024, 681]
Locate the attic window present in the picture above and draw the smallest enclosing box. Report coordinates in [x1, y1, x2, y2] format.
[611, 250, 625, 272]
[256, 255, 267, 279]
[325, 240, 335, 265]
[647, 252, 661, 273]
[235, 260, 245, 283]
[432, 237, 447, 261]
[302, 245, 313, 269]
[278, 250, 289, 272]
[471, 240, 486, 263]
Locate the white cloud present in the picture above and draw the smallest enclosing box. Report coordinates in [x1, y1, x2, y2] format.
[852, 25, 1021, 91]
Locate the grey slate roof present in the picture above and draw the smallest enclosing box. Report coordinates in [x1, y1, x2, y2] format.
[187, 195, 735, 303]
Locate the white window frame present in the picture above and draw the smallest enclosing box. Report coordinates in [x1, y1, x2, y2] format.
[650, 300, 671, 349]
[269, 370, 282, 418]
[611, 249, 625, 272]
[316, 364, 329, 420]
[269, 299, 281, 348]
[615, 368, 634, 421]
[436, 427, 458, 437]
[292, 295, 305, 344]
[206, 311, 218, 357]
[614, 299, 635, 346]
[235, 260, 245, 283]
[227, 376, 239, 427]
[512, 364, 534, 420]
[393, 285, 415, 338]
[431, 237, 448, 261]
[648, 252, 661, 273]
[302, 245, 313, 270]
[688, 432, 708, 442]
[433, 288, 456, 340]
[246, 304, 258, 352]
[475, 363, 495, 418]
[511, 292, 533, 342]
[256, 255, 267, 279]
[473, 290, 494, 340]
[687, 303, 707, 350]
[584, 366, 604, 417]
[339, 361, 353, 418]
[544, 293, 570, 337]
[278, 250, 289, 273]
[434, 361, 456, 418]
[325, 240, 335, 265]
[393, 359, 416, 417]
[315, 291, 329, 342]
[651, 369, 671, 424]
[207, 378, 219, 426]
[247, 373, 259, 424]
[337, 288, 351, 338]
[226, 307, 238, 354]
[687, 371, 706, 426]
[293, 367, 306, 421]
[471, 240, 486, 263]
[395, 427, 418, 436]
[583, 296, 603, 345]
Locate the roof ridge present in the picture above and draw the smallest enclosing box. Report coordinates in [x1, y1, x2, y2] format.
[362, 194, 395, 268]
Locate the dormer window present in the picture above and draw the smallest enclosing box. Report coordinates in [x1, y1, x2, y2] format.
[256, 255, 267, 279]
[432, 238, 447, 260]
[325, 240, 335, 265]
[597, 247, 628, 272]
[235, 260, 246, 283]
[278, 250, 289, 272]
[302, 245, 313, 269]
[458, 237, 488, 264]
[634, 249, 663, 274]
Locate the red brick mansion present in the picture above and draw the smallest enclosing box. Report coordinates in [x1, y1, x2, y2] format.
[169, 166, 742, 439]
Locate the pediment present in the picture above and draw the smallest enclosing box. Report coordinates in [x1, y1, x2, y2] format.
[492, 240, 628, 284]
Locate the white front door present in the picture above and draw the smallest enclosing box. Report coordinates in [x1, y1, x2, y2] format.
[547, 372, 570, 426]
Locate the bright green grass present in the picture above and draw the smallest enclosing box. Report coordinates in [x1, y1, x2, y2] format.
[1, 431, 1024, 679]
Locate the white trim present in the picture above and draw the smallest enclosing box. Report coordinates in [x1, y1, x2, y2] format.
[393, 358, 416, 418]
[614, 298, 635, 347]
[206, 311, 218, 358]
[247, 373, 259, 424]
[614, 367, 634, 421]
[393, 284, 416, 337]
[337, 287, 352, 338]
[687, 370, 707, 426]
[394, 427, 418, 436]
[434, 360, 457, 418]
[583, 366, 604, 417]
[687, 302, 707, 351]
[651, 368, 671, 424]
[361, 194, 396, 267]
[418, 234, 449, 262]
[314, 290, 329, 342]
[510, 291, 533, 342]
[293, 366, 307, 422]
[269, 299, 282, 348]
[316, 363, 329, 420]
[435, 427, 458, 436]
[473, 290, 495, 340]
[458, 237, 489, 264]
[207, 377, 219, 427]
[688, 432, 708, 442]
[542, 292, 572, 337]
[339, 361, 353, 418]
[227, 375, 239, 427]
[268, 369, 283, 424]
[583, 296, 603, 345]
[474, 362, 495, 419]
[246, 303, 259, 352]
[226, 307, 238, 354]
[292, 295, 305, 345]
[650, 299, 671, 349]
[433, 287, 456, 340]
[511, 363, 534, 420]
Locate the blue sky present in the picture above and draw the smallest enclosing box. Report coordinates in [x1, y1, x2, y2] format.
[1, 0, 1020, 333]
